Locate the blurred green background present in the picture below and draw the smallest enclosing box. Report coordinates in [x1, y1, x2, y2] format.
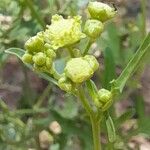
[0, 0, 150, 149]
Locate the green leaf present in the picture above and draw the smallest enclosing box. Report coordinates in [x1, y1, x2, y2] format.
[111, 33, 150, 93]
[86, 79, 98, 100]
[5, 48, 58, 86]
[103, 47, 116, 90]
[105, 112, 116, 143]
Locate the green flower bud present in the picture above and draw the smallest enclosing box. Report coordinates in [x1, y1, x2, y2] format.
[44, 14, 86, 50]
[46, 57, 53, 69]
[46, 49, 56, 58]
[58, 75, 73, 92]
[88, 2, 116, 22]
[95, 89, 112, 111]
[84, 19, 104, 38]
[65, 55, 99, 83]
[25, 33, 45, 53]
[22, 53, 33, 64]
[84, 55, 99, 71]
[33, 52, 46, 66]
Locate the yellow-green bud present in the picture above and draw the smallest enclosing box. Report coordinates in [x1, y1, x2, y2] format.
[58, 75, 73, 92]
[33, 52, 46, 66]
[95, 89, 112, 111]
[88, 2, 116, 22]
[25, 34, 45, 53]
[44, 14, 86, 50]
[65, 55, 99, 83]
[84, 55, 99, 71]
[46, 49, 56, 58]
[84, 19, 104, 38]
[22, 53, 33, 64]
[46, 57, 53, 69]
[98, 89, 112, 103]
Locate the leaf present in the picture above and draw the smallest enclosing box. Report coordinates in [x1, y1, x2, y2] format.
[86, 79, 98, 100]
[105, 112, 116, 143]
[103, 47, 116, 90]
[111, 33, 150, 93]
[5, 48, 58, 86]
[5, 48, 25, 59]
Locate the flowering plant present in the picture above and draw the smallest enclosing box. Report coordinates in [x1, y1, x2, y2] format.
[5, 1, 150, 150]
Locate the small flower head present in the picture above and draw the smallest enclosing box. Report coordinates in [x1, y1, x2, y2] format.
[22, 53, 33, 64]
[58, 74, 73, 92]
[25, 33, 45, 53]
[65, 55, 99, 83]
[95, 89, 112, 111]
[84, 19, 104, 39]
[33, 52, 46, 66]
[88, 2, 116, 22]
[44, 15, 86, 50]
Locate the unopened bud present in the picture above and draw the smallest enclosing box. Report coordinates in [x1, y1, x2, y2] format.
[65, 55, 99, 83]
[33, 52, 46, 66]
[22, 53, 33, 64]
[84, 19, 104, 38]
[88, 2, 116, 22]
[95, 89, 112, 111]
[25, 34, 45, 53]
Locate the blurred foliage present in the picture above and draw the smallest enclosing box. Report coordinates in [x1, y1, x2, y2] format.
[0, 0, 150, 150]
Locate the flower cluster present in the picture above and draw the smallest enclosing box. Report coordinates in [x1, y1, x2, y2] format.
[22, 32, 56, 74]
[22, 1, 116, 97]
[44, 15, 86, 50]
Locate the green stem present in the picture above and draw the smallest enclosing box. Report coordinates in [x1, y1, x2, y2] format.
[25, 0, 45, 29]
[77, 86, 93, 116]
[141, 0, 147, 37]
[91, 117, 101, 150]
[83, 39, 94, 56]
[77, 86, 101, 150]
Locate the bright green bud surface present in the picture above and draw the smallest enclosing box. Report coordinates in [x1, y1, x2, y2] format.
[84, 55, 99, 71]
[84, 19, 104, 38]
[46, 49, 56, 58]
[58, 75, 72, 92]
[98, 89, 112, 103]
[44, 15, 86, 50]
[25, 34, 45, 53]
[65, 55, 99, 83]
[88, 2, 116, 22]
[33, 52, 46, 66]
[95, 88, 112, 111]
[22, 53, 33, 64]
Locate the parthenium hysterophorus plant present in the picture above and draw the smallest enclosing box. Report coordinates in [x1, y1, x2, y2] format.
[5, 1, 150, 150]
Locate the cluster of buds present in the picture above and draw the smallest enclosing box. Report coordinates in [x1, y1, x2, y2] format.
[22, 2, 116, 108]
[22, 32, 56, 74]
[84, 2, 117, 39]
